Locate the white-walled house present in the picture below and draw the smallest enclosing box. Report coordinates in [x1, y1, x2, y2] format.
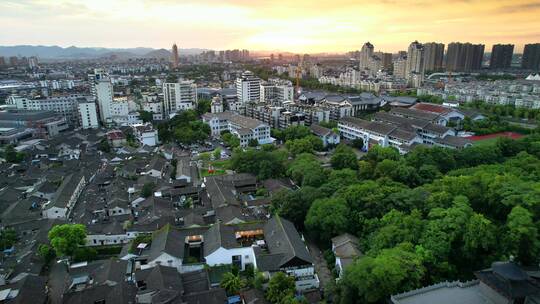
[203, 223, 258, 271]
[310, 124, 340, 147]
[42, 173, 86, 219]
[202, 111, 274, 147]
[133, 123, 159, 147]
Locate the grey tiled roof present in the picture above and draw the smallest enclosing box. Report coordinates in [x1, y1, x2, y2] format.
[259, 216, 312, 270]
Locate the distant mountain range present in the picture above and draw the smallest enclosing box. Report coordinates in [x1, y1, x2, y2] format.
[0, 45, 209, 59]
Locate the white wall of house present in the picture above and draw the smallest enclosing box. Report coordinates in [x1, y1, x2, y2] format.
[86, 233, 132, 246]
[139, 131, 158, 146]
[205, 246, 256, 271]
[146, 252, 183, 272]
[42, 206, 67, 219]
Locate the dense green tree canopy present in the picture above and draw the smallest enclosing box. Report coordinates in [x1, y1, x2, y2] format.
[48, 224, 87, 258]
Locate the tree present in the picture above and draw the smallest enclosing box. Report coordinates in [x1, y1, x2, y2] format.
[48, 224, 87, 258]
[506, 206, 539, 265]
[197, 99, 211, 115]
[339, 243, 425, 304]
[271, 187, 324, 228]
[98, 139, 111, 153]
[3, 145, 25, 163]
[213, 148, 222, 160]
[0, 228, 16, 250]
[305, 197, 350, 243]
[222, 133, 240, 148]
[331, 144, 358, 170]
[351, 138, 364, 150]
[266, 272, 296, 304]
[282, 125, 311, 141]
[139, 110, 153, 123]
[364, 145, 400, 164]
[248, 138, 259, 147]
[38, 244, 56, 264]
[141, 182, 155, 198]
[220, 272, 245, 295]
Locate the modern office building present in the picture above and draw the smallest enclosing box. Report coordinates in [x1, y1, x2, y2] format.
[171, 43, 180, 68]
[423, 42, 445, 72]
[236, 71, 261, 103]
[490, 44, 514, 69]
[406, 41, 425, 87]
[162, 80, 198, 116]
[359, 42, 374, 70]
[522, 43, 540, 70]
[446, 42, 485, 72]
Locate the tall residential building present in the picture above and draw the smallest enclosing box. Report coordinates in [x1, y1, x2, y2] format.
[171, 43, 180, 68]
[78, 100, 99, 129]
[423, 42, 445, 72]
[393, 55, 408, 79]
[406, 41, 425, 87]
[236, 71, 261, 103]
[28, 56, 39, 69]
[446, 42, 485, 72]
[0, 57, 5, 66]
[522, 43, 540, 70]
[359, 42, 374, 70]
[90, 69, 114, 125]
[162, 80, 198, 116]
[379, 52, 393, 70]
[490, 44, 514, 69]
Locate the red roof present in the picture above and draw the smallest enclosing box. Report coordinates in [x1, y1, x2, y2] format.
[466, 132, 524, 141]
[106, 130, 125, 140]
[411, 103, 452, 114]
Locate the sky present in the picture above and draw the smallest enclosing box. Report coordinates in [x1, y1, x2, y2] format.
[1, 0, 539, 53]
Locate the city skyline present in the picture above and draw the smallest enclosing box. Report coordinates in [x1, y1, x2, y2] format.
[1, 0, 539, 53]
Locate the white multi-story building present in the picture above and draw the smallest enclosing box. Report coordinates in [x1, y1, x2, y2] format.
[6, 94, 94, 126]
[236, 71, 261, 103]
[78, 100, 99, 129]
[133, 123, 159, 146]
[90, 69, 114, 125]
[162, 80, 197, 116]
[202, 111, 273, 146]
[259, 79, 294, 104]
[142, 100, 163, 120]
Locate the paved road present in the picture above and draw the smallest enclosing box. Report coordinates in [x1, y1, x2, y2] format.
[306, 240, 333, 292]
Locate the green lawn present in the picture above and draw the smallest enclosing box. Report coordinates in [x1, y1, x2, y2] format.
[473, 137, 500, 146]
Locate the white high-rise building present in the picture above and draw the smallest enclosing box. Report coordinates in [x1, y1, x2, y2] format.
[236, 71, 261, 103]
[406, 41, 425, 87]
[162, 80, 198, 116]
[90, 69, 114, 125]
[78, 100, 99, 129]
